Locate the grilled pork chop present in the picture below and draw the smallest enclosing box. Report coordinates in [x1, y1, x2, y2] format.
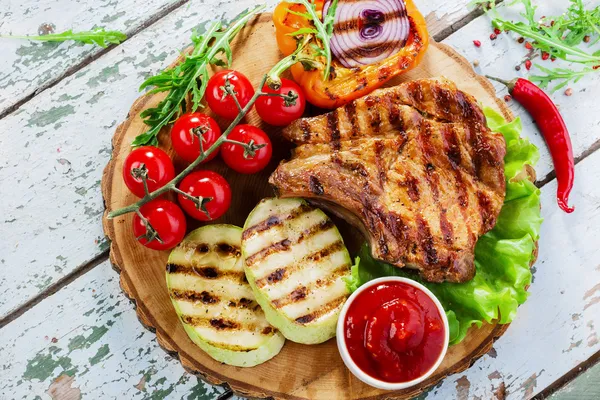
[269, 78, 506, 283]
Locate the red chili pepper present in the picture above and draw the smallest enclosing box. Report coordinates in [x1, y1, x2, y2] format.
[473, 40, 482, 47]
[487, 75, 575, 213]
[525, 42, 533, 50]
[525, 60, 532, 70]
[542, 52, 550, 60]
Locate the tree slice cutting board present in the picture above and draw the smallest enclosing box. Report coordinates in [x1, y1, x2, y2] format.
[102, 13, 524, 400]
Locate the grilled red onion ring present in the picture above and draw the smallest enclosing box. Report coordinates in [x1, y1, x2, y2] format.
[323, 0, 410, 68]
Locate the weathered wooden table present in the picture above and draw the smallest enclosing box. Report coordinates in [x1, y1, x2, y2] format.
[1, 0, 598, 399]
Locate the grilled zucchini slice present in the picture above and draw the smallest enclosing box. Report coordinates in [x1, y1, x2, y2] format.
[166, 224, 285, 367]
[242, 198, 352, 344]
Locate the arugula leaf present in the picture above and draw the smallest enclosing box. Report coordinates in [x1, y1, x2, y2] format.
[132, 5, 265, 147]
[288, 0, 338, 81]
[344, 108, 543, 345]
[530, 65, 593, 92]
[2, 28, 126, 48]
[475, 0, 600, 88]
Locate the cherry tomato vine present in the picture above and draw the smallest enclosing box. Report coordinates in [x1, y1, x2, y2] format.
[108, 74, 298, 246]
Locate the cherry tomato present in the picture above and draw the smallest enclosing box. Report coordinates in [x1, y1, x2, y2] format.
[177, 171, 231, 221]
[221, 125, 272, 174]
[206, 70, 255, 120]
[256, 78, 305, 126]
[132, 199, 186, 250]
[123, 146, 175, 198]
[171, 113, 221, 163]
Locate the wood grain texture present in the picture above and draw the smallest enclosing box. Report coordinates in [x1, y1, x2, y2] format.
[0, 260, 229, 400]
[3, 145, 600, 400]
[1, 0, 599, 398]
[0, 0, 486, 322]
[0, 0, 281, 320]
[101, 14, 522, 400]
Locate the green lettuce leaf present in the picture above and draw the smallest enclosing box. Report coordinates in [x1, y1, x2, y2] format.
[344, 107, 543, 345]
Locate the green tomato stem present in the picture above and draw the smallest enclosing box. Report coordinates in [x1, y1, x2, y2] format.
[108, 75, 270, 219]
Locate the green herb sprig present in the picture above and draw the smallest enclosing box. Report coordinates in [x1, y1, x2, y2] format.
[266, 0, 338, 89]
[132, 5, 265, 147]
[108, 74, 297, 223]
[1, 28, 126, 48]
[474, 0, 600, 91]
[288, 0, 338, 81]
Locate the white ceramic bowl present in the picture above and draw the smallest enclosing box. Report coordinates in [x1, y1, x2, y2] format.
[336, 277, 450, 391]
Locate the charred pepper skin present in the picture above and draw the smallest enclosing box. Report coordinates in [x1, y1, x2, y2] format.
[488, 76, 575, 214]
[273, 0, 429, 109]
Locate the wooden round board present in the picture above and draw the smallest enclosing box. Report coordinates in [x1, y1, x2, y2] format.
[102, 13, 519, 400]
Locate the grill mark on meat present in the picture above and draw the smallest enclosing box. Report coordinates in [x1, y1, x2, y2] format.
[443, 124, 462, 169]
[270, 79, 506, 283]
[374, 140, 386, 186]
[439, 211, 454, 245]
[343, 101, 359, 138]
[444, 125, 470, 208]
[309, 176, 325, 195]
[456, 90, 477, 120]
[411, 80, 425, 104]
[441, 124, 474, 241]
[418, 120, 452, 247]
[300, 119, 311, 142]
[477, 190, 494, 230]
[417, 121, 440, 196]
[416, 216, 438, 266]
[242, 203, 313, 240]
[383, 91, 402, 128]
[431, 84, 454, 121]
[327, 111, 341, 150]
[367, 103, 382, 135]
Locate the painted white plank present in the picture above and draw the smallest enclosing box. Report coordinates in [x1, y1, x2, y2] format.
[0, 0, 486, 318]
[2, 154, 599, 400]
[0, 0, 282, 320]
[421, 130, 600, 399]
[0, 260, 229, 400]
[0, 0, 480, 117]
[442, 0, 600, 182]
[0, 0, 187, 115]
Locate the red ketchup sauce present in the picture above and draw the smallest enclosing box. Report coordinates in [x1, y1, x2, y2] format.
[344, 281, 446, 383]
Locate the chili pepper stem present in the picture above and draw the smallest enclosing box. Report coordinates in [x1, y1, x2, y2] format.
[485, 75, 517, 92]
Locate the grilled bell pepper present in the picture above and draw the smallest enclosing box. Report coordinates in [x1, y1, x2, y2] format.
[273, 0, 429, 109]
